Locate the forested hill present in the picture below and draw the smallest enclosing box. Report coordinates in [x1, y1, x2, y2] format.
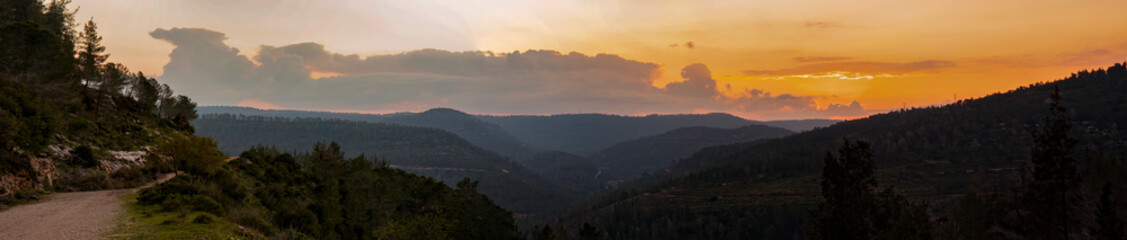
[558, 63, 1127, 239]
[191, 114, 576, 213]
[382, 108, 535, 160]
[479, 113, 832, 155]
[137, 144, 521, 239]
[197, 106, 838, 156]
[589, 125, 794, 185]
[671, 63, 1127, 175]
[1, 0, 199, 201]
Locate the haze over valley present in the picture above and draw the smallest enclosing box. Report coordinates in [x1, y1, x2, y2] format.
[2, 0, 1127, 239]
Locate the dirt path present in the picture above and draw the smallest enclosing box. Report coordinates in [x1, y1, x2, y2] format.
[0, 173, 175, 240]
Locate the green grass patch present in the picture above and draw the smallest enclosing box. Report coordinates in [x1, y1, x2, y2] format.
[110, 193, 260, 240]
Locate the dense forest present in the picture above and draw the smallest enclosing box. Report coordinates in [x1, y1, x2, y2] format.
[1, 0, 198, 203]
[1, 2, 522, 239]
[197, 106, 837, 157]
[478, 113, 830, 155]
[137, 143, 520, 239]
[552, 63, 1127, 239]
[382, 108, 535, 160]
[191, 114, 578, 214]
[589, 125, 793, 185]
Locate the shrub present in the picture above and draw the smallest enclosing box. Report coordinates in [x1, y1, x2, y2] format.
[192, 213, 217, 224]
[190, 195, 224, 215]
[154, 134, 225, 174]
[71, 145, 99, 168]
[228, 206, 276, 235]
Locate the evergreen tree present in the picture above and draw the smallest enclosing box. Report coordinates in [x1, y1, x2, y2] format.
[579, 222, 602, 240]
[809, 139, 931, 240]
[77, 17, 106, 89]
[1094, 182, 1124, 240]
[1027, 86, 1077, 238]
[534, 224, 556, 240]
[809, 139, 876, 240]
[99, 62, 127, 99]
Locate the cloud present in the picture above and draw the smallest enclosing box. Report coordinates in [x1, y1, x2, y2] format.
[150, 28, 258, 103]
[744, 60, 955, 75]
[804, 21, 840, 28]
[669, 41, 695, 49]
[152, 28, 870, 119]
[667, 64, 870, 118]
[793, 56, 852, 63]
[665, 63, 716, 98]
[820, 101, 865, 117]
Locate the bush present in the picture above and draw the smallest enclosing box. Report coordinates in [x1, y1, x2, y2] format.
[112, 165, 152, 188]
[71, 145, 99, 168]
[192, 213, 217, 224]
[155, 134, 225, 174]
[190, 195, 224, 215]
[57, 167, 114, 191]
[228, 206, 276, 235]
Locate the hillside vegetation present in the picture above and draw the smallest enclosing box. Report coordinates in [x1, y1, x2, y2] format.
[135, 143, 519, 239]
[1, 0, 199, 206]
[197, 106, 837, 157]
[555, 63, 1127, 239]
[589, 125, 793, 185]
[191, 114, 576, 214]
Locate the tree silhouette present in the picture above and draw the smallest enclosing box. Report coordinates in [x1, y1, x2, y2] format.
[809, 139, 876, 240]
[1094, 182, 1124, 240]
[809, 139, 931, 240]
[1027, 86, 1077, 239]
[77, 18, 106, 89]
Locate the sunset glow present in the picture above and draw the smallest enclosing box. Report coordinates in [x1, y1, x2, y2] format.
[72, 0, 1127, 119]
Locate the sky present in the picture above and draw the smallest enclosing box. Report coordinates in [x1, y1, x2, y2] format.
[72, 0, 1127, 120]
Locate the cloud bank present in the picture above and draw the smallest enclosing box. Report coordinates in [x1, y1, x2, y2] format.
[153, 27, 868, 119]
[745, 60, 955, 75]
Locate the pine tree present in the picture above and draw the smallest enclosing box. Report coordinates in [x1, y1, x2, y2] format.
[579, 222, 602, 240]
[809, 139, 877, 240]
[1094, 182, 1124, 240]
[809, 139, 931, 240]
[77, 18, 107, 89]
[1027, 86, 1077, 238]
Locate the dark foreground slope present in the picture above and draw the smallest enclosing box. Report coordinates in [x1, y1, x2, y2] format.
[560, 63, 1127, 239]
[191, 115, 574, 214]
[137, 145, 519, 239]
[589, 125, 793, 185]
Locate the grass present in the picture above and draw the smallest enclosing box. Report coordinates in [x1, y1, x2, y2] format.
[109, 193, 261, 240]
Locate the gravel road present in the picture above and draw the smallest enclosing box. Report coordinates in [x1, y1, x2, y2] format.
[0, 174, 175, 240]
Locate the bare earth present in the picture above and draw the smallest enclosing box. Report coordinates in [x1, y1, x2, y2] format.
[0, 174, 175, 240]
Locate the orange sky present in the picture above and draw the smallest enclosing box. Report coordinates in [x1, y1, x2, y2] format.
[72, 0, 1127, 119]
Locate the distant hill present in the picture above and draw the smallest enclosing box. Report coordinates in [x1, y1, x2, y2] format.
[196, 107, 838, 157]
[191, 115, 574, 214]
[196, 106, 406, 122]
[589, 125, 793, 185]
[520, 151, 602, 194]
[383, 108, 535, 160]
[558, 63, 1127, 239]
[757, 119, 840, 133]
[479, 113, 832, 155]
